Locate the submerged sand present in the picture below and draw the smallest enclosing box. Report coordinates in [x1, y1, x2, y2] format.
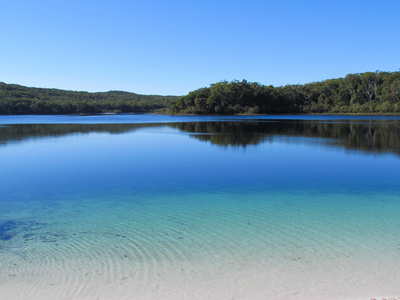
[1, 192, 400, 299]
[1, 263, 400, 299]
[1, 229, 400, 300]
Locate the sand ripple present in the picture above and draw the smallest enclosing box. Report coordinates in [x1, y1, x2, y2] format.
[1, 191, 400, 299]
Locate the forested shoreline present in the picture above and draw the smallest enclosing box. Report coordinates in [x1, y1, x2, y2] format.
[0, 82, 177, 114]
[1, 71, 400, 115]
[168, 71, 400, 115]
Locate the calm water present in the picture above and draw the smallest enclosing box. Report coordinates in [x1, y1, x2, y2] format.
[1, 115, 400, 299]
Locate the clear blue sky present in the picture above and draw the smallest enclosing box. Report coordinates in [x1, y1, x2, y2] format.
[1, 0, 399, 95]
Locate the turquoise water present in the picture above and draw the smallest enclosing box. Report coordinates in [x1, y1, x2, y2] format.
[1, 115, 400, 299]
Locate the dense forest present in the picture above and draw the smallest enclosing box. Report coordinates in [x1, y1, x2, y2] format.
[168, 71, 400, 114]
[0, 82, 177, 114]
[1, 71, 400, 115]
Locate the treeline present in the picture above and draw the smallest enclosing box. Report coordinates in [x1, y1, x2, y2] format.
[168, 71, 400, 114]
[2, 71, 400, 115]
[0, 82, 177, 114]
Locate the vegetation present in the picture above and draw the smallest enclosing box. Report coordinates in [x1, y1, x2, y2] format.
[168, 71, 400, 115]
[0, 82, 177, 114]
[2, 71, 400, 115]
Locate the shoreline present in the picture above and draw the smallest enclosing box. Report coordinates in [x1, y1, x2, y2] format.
[1, 112, 400, 116]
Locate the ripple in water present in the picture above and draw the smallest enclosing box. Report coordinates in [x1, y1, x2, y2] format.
[1, 190, 400, 299]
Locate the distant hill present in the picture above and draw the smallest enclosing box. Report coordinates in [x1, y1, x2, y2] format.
[0, 82, 178, 114]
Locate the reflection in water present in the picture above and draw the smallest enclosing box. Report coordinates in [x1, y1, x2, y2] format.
[0, 123, 156, 145]
[171, 121, 400, 155]
[1, 120, 400, 156]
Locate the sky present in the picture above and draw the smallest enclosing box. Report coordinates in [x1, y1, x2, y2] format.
[1, 0, 399, 95]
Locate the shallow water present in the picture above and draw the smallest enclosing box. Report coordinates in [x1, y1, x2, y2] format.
[1, 115, 400, 299]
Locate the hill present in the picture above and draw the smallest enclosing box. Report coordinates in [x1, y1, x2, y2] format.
[0, 82, 177, 114]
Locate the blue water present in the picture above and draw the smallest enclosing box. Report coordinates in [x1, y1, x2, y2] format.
[1, 115, 400, 299]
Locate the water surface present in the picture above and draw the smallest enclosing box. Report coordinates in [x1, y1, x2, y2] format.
[1, 115, 399, 299]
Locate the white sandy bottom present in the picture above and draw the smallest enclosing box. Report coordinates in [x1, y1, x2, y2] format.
[1, 192, 400, 299]
[1, 254, 400, 300]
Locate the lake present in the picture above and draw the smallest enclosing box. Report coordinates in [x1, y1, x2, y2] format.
[1, 114, 400, 299]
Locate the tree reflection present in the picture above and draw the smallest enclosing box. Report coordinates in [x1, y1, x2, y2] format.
[1, 120, 399, 156]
